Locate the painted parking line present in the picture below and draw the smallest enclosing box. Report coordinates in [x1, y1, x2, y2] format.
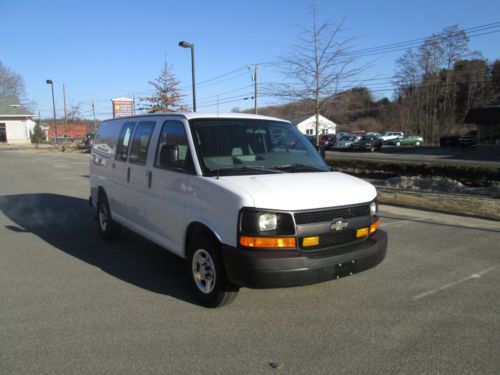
[413, 266, 496, 301]
[379, 217, 429, 227]
[379, 219, 410, 227]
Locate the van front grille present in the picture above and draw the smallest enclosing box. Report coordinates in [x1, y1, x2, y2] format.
[300, 229, 357, 250]
[294, 205, 370, 225]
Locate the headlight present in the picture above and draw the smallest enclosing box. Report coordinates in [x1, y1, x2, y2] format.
[370, 201, 377, 216]
[259, 213, 277, 231]
[240, 209, 295, 235]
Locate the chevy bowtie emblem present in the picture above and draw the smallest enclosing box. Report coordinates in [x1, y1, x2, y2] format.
[331, 219, 348, 231]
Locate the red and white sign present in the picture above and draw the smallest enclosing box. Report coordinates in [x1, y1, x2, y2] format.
[112, 98, 134, 118]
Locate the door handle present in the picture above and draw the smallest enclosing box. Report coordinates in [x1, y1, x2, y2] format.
[127, 167, 130, 183]
[148, 170, 152, 189]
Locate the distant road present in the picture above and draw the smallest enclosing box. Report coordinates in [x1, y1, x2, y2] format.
[327, 146, 500, 167]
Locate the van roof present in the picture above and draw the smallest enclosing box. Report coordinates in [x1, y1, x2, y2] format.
[102, 112, 290, 123]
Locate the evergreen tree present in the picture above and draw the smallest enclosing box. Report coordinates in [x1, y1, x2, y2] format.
[30, 121, 45, 149]
[140, 62, 184, 113]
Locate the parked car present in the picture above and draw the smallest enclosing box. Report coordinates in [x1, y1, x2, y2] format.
[351, 135, 383, 152]
[388, 134, 424, 146]
[380, 131, 404, 143]
[90, 113, 387, 307]
[318, 134, 337, 150]
[351, 130, 366, 138]
[333, 134, 358, 150]
[440, 130, 477, 148]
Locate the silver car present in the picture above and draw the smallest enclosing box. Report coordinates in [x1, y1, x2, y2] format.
[334, 135, 358, 150]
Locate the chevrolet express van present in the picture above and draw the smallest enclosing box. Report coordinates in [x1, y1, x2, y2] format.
[90, 113, 387, 307]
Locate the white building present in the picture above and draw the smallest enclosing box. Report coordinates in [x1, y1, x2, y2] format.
[0, 96, 36, 144]
[294, 114, 336, 135]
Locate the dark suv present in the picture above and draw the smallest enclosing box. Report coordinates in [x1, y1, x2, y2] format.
[440, 130, 477, 148]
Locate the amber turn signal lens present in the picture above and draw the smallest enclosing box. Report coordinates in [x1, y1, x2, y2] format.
[370, 218, 381, 234]
[240, 236, 296, 248]
[356, 227, 369, 238]
[302, 236, 320, 247]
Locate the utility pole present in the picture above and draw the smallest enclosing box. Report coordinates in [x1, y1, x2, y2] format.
[132, 93, 136, 115]
[37, 111, 42, 149]
[249, 64, 259, 114]
[46, 79, 58, 144]
[63, 84, 68, 137]
[92, 101, 97, 133]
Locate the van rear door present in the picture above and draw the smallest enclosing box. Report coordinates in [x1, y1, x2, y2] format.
[125, 120, 156, 229]
[108, 121, 136, 219]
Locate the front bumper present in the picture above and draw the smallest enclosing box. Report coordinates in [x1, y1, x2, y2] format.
[222, 230, 387, 288]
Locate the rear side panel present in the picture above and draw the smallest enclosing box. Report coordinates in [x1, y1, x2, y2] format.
[90, 120, 122, 205]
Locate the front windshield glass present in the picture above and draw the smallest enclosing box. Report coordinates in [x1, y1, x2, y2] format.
[190, 119, 329, 176]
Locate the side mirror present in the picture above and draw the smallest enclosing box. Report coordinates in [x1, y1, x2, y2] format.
[160, 144, 179, 167]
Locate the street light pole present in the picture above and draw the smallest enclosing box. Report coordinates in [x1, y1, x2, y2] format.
[46, 79, 58, 144]
[179, 41, 196, 112]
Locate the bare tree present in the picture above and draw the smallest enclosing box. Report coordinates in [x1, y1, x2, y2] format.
[0, 61, 26, 98]
[393, 25, 487, 143]
[276, 2, 362, 145]
[139, 62, 184, 113]
[67, 103, 82, 122]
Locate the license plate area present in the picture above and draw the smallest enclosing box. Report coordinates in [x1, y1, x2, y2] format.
[335, 260, 356, 279]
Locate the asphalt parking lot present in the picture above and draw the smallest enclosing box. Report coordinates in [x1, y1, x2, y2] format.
[1, 149, 499, 374]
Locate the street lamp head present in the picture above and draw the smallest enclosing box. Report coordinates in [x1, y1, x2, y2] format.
[46, 79, 53, 85]
[178, 41, 192, 48]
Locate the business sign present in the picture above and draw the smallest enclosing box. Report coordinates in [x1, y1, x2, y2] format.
[112, 98, 134, 118]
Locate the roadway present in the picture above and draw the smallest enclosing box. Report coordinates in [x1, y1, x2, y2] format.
[1, 149, 499, 374]
[326, 146, 500, 167]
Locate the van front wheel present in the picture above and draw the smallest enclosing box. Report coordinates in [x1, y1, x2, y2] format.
[187, 236, 239, 308]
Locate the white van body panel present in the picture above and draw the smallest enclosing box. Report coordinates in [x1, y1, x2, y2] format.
[90, 113, 378, 258]
[184, 176, 255, 249]
[220, 172, 376, 211]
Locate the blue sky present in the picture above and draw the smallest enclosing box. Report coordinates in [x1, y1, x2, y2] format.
[1, 0, 499, 119]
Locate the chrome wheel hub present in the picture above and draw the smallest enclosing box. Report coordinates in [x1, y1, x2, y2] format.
[192, 249, 216, 294]
[98, 204, 108, 231]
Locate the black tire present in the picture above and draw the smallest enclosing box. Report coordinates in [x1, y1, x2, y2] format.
[187, 236, 239, 308]
[97, 194, 121, 240]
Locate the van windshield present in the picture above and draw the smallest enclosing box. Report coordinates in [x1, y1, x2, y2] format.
[190, 119, 329, 176]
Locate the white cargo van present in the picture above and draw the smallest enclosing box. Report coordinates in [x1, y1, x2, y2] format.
[90, 113, 387, 307]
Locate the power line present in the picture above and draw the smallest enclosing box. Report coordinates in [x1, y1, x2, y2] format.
[195, 85, 254, 104]
[197, 94, 255, 109]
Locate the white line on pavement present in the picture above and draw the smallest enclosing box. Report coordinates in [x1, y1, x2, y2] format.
[413, 266, 496, 301]
[379, 217, 429, 227]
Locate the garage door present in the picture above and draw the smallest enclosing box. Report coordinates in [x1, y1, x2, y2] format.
[0, 123, 6, 143]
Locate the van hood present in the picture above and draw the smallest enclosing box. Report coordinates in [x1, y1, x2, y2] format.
[221, 172, 377, 211]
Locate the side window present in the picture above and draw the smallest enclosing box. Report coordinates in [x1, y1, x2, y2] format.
[129, 121, 156, 165]
[115, 121, 136, 162]
[154, 121, 194, 173]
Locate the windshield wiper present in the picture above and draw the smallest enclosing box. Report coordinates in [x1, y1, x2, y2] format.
[208, 165, 283, 175]
[273, 164, 327, 172]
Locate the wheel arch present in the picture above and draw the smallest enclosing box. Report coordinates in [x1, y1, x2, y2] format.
[96, 185, 107, 202]
[184, 221, 222, 258]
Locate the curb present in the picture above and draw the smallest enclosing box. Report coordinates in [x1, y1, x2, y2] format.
[377, 187, 500, 221]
